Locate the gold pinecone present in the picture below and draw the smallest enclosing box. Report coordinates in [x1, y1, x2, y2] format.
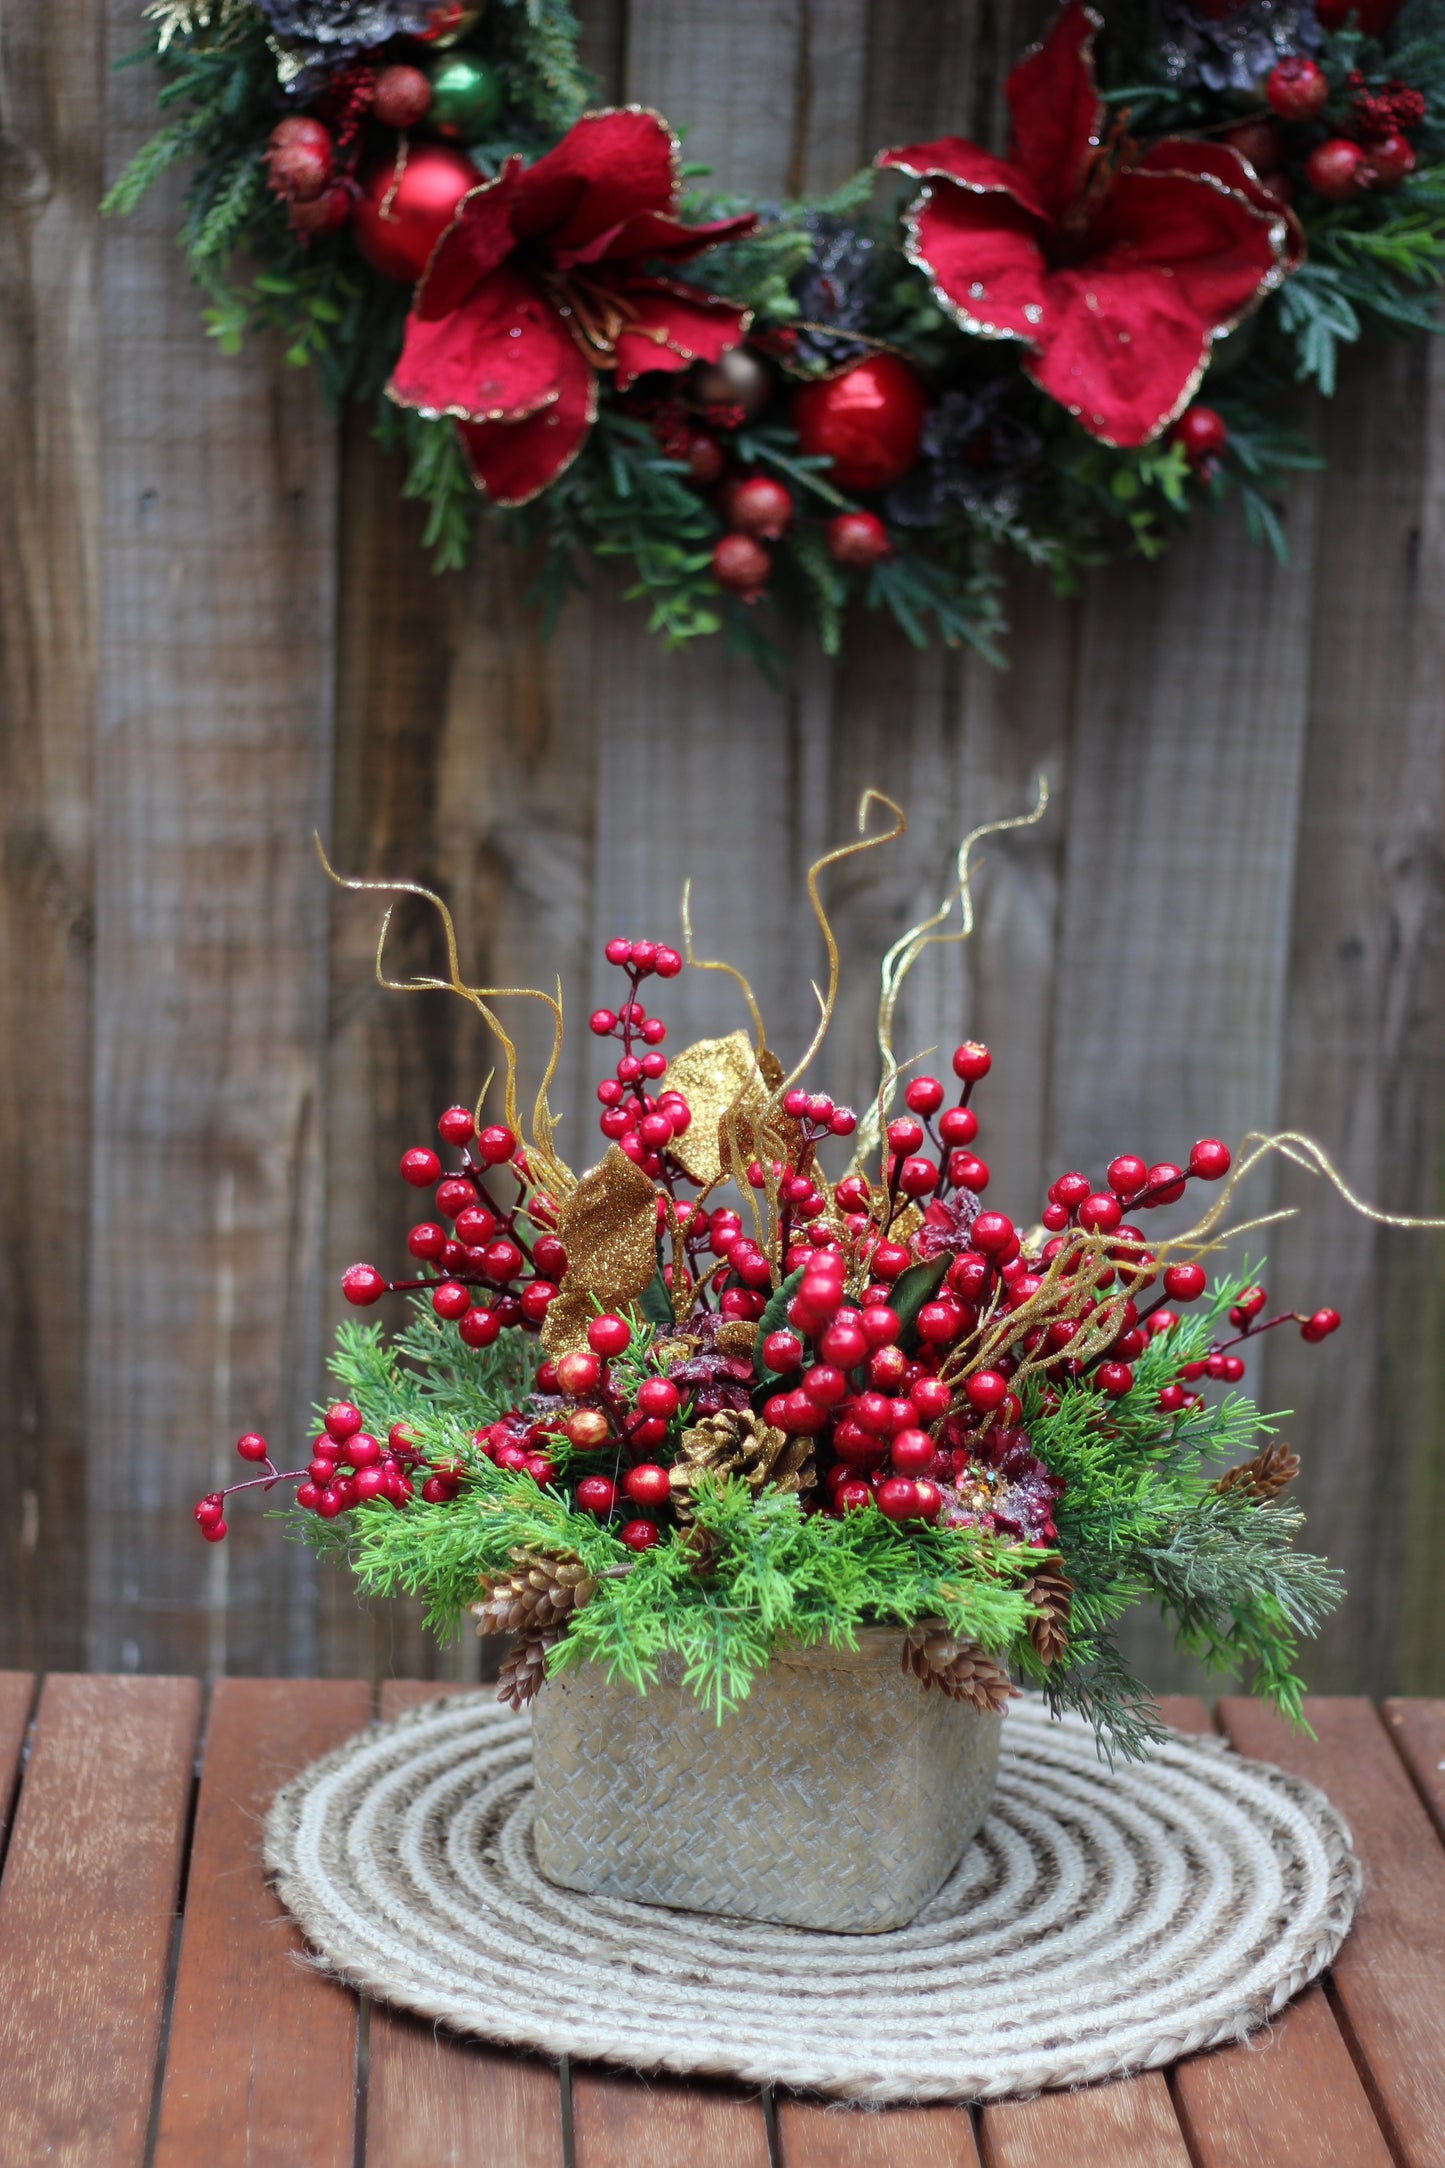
[472, 1550, 598, 1637]
[668, 1409, 816, 1519]
[1024, 1560, 1073, 1668]
[497, 1630, 555, 1712]
[1216, 1439, 1300, 1503]
[902, 1628, 1017, 1715]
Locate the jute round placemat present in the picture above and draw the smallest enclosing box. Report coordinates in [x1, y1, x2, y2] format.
[264, 1691, 1359, 2104]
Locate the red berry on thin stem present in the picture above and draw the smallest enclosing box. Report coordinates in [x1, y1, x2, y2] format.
[1301, 1307, 1341, 1343]
[953, 1041, 991, 1081]
[342, 1262, 385, 1306]
[1188, 1138, 1231, 1181]
[1163, 1261, 1207, 1301]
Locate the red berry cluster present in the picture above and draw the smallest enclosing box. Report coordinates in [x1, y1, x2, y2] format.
[1247, 54, 1423, 204]
[709, 485, 893, 603]
[590, 937, 689, 1174]
[192, 1402, 462, 1541]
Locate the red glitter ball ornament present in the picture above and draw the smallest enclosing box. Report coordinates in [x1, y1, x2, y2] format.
[791, 357, 928, 493]
[353, 144, 478, 284]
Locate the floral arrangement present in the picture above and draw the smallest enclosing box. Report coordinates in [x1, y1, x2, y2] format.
[185, 797, 1416, 1760]
[114, 0, 1445, 665]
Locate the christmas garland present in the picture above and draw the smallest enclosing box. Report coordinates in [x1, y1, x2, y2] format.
[114, 1, 1445, 662]
[183, 798, 1445, 1758]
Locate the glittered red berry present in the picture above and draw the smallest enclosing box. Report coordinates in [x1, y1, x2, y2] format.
[372, 63, 433, 129]
[342, 1262, 386, 1306]
[887, 1115, 924, 1153]
[876, 1475, 922, 1521]
[266, 117, 333, 203]
[575, 1475, 617, 1516]
[1306, 139, 1370, 202]
[353, 143, 478, 284]
[1171, 406, 1228, 471]
[792, 356, 928, 492]
[1188, 1138, 1231, 1181]
[711, 532, 770, 600]
[400, 1145, 442, 1187]
[1301, 1306, 1341, 1343]
[1265, 55, 1328, 121]
[686, 431, 725, 484]
[825, 509, 892, 568]
[1164, 1261, 1207, 1301]
[588, 1313, 632, 1358]
[729, 476, 793, 539]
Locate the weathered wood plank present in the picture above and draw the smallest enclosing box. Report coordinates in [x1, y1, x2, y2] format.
[0, 1674, 200, 2165]
[1382, 1696, 1445, 1841]
[152, 1677, 370, 2168]
[0, 1672, 35, 1847]
[1218, 1695, 1445, 2166]
[978, 2074, 1190, 2168]
[365, 2019, 564, 2168]
[777, 2098, 980, 2166]
[1172, 1984, 1393, 2168]
[90, 2, 339, 1675]
[570, 2070, 771, 2168]
[1257, 335, 1445, 1698]
[0, 0, 98, 1671]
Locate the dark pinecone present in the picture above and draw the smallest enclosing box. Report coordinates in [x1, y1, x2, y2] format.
[497, 1630, 555, 1712]
[669, 1409, 816, 1519]
[1024, 1560, 1073, 1668]
[256, 0, 438, 93]
[472, 1551, 598, 1637]
[1216, 1439, 1301, 1503]
[885, 380, 1043, 530]
[787, 213, 879, 371]
[1157, 0, 1318, 92]
[678, 1521, 722, 1580]
[902, 1629, 1017, 1715]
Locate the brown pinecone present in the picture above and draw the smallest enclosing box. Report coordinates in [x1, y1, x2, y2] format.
[471, 1550, 598, 1637]
[497, 1629, 556, 1712]
[678, 1521, 721, 1580]
[1216, 1439, 1300, 1503]
[1024, 1560, 1073, 1668]
[902, 1629, 1017, 1715]
[669, 1409, 816, 1519]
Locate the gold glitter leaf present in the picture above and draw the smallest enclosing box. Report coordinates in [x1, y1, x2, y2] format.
[664, 1031, 775, 1187]
[541, 1146, 660, 1354]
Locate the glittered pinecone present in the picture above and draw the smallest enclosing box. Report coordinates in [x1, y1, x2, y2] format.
[1216, 1439, 1300, 1503]
[1024, 1560, 1073, 1668]
[472, 1551, 598, 1637]
[497, 1630, 555, 1713]
[902, 1629, 1016, 1715]
[669, 1409, 816, 1519]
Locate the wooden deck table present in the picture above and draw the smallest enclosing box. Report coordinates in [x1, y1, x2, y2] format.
[1, 1676, 1443, 2167]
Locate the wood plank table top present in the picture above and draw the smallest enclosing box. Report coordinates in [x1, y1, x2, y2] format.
[0, 1677, 1441, 2168]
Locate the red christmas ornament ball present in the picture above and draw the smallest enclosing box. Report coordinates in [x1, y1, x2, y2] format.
[825, 510, 892, 568]
[354, 144, 478, 284]
[1305, 139, 1371, 202]
[791, 356, 929, 493]
[1264, 56, 1328, 122]
[373, 63, 433, 129]
[729, 476, 793, 539]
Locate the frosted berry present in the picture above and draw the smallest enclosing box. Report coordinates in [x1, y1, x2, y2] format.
[887, 1115, 924, 1153]
[730, 476, 793, 539]
[588, 1313, 632, 1358]
[825, 511, 891, 567]
[342, 1262, 385, 1306]
[952, 1041, 991, 1081]
[1307, 139, 1369, 201]
[1265, 55, 1328, 121]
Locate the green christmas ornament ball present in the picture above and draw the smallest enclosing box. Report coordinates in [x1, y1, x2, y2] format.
[424, 52, 503, 141]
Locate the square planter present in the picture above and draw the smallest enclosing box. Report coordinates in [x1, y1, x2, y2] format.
[530, 1628, 1001, 1933]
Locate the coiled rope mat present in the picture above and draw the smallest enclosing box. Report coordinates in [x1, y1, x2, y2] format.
[264, 1690, 1360, 2104]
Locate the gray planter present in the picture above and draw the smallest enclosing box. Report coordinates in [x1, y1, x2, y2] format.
[530, 1629, 1002, 1933]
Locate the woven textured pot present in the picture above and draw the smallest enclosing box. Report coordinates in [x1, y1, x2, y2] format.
[530, 1630, 1002, 1932]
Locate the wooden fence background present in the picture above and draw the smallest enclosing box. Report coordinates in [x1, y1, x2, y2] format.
[2, 0, 1443, 1695]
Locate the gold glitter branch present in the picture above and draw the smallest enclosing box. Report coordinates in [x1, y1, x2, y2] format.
[777, 789, 908, 1105]
[680, 880, 767, 1053]
[314, 840, 574, 1198]
[856, 777, 1049, 1169]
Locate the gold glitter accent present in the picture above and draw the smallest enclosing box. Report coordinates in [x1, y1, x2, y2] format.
[669, 1410, 816, 1518]
[664, 1030, 774, 1187]
[145, 0, 250, 51]
[715, 1319, 759, 1359]
[540, 1145, 661, 1354]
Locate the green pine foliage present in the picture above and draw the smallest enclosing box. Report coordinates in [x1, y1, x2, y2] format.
[295, 1265, 1340, 1760]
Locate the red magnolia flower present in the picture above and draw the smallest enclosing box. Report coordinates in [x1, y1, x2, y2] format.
[387, 109, 755, 505]
[878, 4, 1300, 446]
